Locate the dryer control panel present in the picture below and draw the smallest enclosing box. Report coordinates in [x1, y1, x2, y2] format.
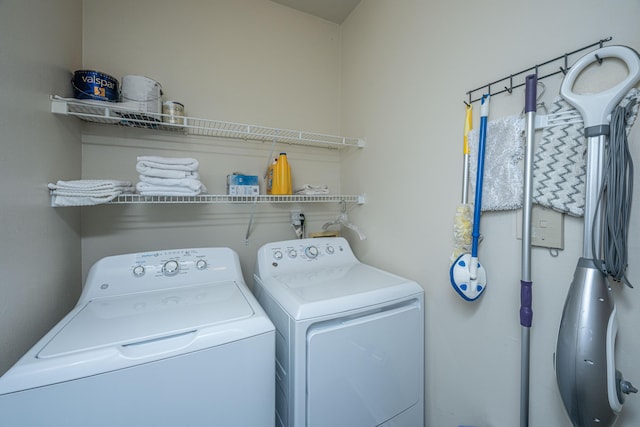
[256, 237, 359, 275]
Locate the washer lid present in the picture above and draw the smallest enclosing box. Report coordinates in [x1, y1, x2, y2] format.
[262, 263, 423, 320]
[38, 281, 254, 358]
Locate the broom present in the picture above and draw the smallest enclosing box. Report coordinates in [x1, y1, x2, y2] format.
[452, 104, 474, 260]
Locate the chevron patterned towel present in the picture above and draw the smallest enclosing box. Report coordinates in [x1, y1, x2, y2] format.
[533, 89, 639, 217]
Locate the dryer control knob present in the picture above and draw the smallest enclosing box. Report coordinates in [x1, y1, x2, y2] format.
[326, 246, 334, 254]
[195, 259, 207, 270]
[288, 249, 297, 258]
[305, 246, 319, 259]
[162, 260, 180, 276]
[132, 265, 145, 277]
[273, 251, 283, 260]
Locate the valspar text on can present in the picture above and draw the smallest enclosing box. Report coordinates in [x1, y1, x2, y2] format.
[162, 101, 185, 125]
[72, 70, 119, 101]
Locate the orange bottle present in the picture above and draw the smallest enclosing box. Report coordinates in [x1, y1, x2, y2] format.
[271, 152, 292, 195]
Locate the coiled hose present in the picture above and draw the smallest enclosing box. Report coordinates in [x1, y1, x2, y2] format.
[593, 102, 636, 287]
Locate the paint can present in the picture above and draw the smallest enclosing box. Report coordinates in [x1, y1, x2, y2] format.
[120, 75, 163, 121]
[71, 70, 119, 102]
[162, 101, 185, 125]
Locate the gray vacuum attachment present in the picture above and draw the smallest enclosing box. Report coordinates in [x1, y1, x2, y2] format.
[555, 258, 637, 426]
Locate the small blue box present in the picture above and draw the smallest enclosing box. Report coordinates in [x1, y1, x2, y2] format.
[227, 174, 259, 196]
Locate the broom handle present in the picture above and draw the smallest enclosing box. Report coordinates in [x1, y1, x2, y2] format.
[462, 105, 473, 204]
[471, 95, 489, 258]
[520, 73, 537, 427]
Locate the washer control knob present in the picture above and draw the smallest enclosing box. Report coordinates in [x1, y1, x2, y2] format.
[162, 260, 180, 276]
[195, 259, 207, 270]
[132, 265, 145, 277]
[273, 251, 283, 260]
[305, 246, 319, 259]
[326, 246, 334, 254]
[288, 249, 297, 259]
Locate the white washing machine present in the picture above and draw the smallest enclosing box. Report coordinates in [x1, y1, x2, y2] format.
[0, 247, 275, 427]
[253, 237, 424, 427]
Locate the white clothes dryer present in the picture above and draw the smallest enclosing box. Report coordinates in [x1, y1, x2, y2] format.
[0, 247, 275, 427]
[254, 237, 424, 427]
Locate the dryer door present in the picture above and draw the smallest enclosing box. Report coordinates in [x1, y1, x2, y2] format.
[306, 298, 423, 427]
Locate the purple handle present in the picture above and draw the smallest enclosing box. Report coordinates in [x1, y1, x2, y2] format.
[520, 280, 533, 327]
[525, 74, 537, 113]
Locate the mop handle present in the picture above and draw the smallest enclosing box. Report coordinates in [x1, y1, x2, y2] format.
[462, 105, 473, 204]
[463, 105, 473, 155]
[521, 74, 537, 328]
[471, 95, 490, 257]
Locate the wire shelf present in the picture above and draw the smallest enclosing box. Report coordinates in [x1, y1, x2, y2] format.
[51, 96, 364, 149]
[104, 194, 365, 205]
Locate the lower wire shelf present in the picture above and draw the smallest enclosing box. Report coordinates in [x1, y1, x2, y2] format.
[55, 194, 366, 206]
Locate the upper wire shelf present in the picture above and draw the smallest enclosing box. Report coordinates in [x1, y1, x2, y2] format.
[51, 96, 365, 150]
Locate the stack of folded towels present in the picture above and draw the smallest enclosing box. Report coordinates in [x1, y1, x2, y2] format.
[294, 184, 330, 195]
[48, 179, 135, 206]
[136, 155, 207, 196]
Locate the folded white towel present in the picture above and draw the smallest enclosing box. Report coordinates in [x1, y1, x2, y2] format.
[48, 180, 135, 206]
[51, 193, 123, 206]
[136, 181, 207, 196]
[138, 175, 205, 191]
[50, 188, 135, 198]
[136, 156, 199, 171]
[137, 190, 202, 197]
[137, 167, 200, 179]
[294, 184, 330, 195]
[48, 179, 133, 191]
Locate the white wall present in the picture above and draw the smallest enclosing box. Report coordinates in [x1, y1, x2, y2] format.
[0, 0, 83, 375]
[80, 0, 349, 281]
[341, 1, 640, 426]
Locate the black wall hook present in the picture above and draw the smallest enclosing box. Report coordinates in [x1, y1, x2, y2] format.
[504, 75, 513, 93]
[560, 53, 569, 74]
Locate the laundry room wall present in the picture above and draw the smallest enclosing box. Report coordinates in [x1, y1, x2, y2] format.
[341, 1, 640, 426]
[0, 0, 83, 375]
[80, 0, 348, 282]
[4, 0, 638, 423]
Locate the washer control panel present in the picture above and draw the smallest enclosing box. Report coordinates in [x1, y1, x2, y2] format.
[81, 247, 241, 302]
[128, 249, 210, 279]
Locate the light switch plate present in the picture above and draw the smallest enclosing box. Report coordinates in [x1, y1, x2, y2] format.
[516, 205, 564, 249]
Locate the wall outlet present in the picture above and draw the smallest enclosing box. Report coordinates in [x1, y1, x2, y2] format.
[291, 210, 303, 226]
[516, 205, 564, 250]
[291, 210, 305, 239]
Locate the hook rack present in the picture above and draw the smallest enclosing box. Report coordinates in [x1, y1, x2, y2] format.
[465, 36, 613, 104]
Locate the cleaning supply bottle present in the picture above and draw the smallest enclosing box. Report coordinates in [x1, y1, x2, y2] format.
[265, 158, 277, 194]
[271, 152, 292, 195]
